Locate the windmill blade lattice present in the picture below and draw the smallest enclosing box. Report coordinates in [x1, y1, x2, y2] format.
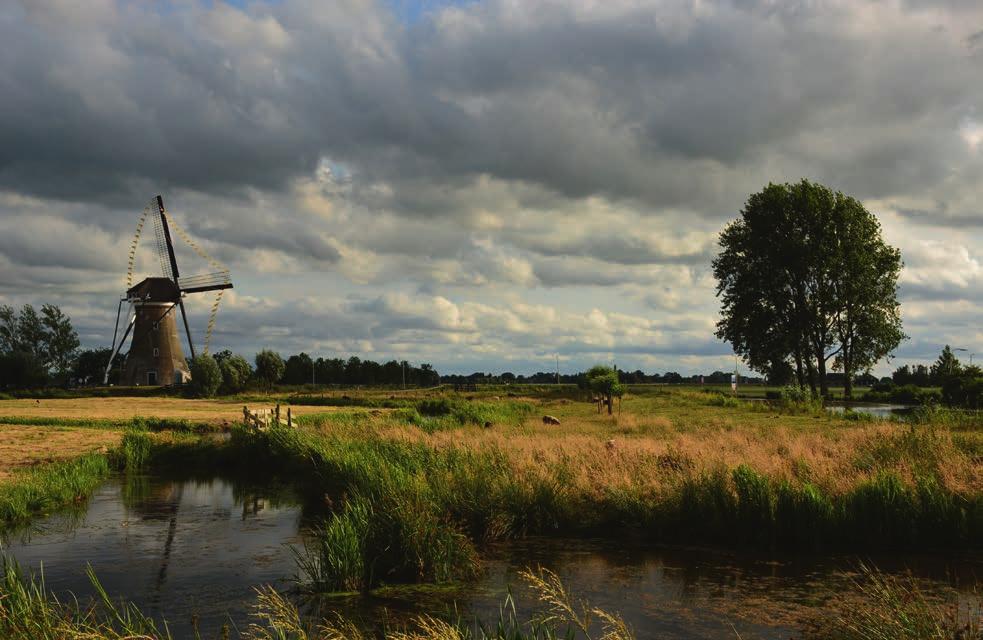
[126, 203, 153, 289]
[162, 212, 230, 355]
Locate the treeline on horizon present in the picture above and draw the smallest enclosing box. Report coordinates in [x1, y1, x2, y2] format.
[5, 301, 983, 409]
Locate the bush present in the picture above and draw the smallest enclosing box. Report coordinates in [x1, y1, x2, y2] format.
[942, 373, 983, 409]
[216, 353, 251, 394]
[779, 385, 809, 402]
[188, 354, 221, 398]
[417, 398, 453, 416]
[296, 490, 479, 593]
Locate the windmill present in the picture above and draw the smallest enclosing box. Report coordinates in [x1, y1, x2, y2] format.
[104, 196, 233, 386]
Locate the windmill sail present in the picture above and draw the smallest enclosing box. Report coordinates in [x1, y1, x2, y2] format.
[105, 195, 234, 385]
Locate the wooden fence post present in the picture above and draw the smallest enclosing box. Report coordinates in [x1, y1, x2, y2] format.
[287, 407, 293, 428]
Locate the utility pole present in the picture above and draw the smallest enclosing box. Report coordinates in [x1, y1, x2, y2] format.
[555, 354, 559, 384]
[402, 361, 406, 389]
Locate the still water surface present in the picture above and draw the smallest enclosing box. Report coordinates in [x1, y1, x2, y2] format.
[825, 403, 913, 418]
[1, 474, 978, 639]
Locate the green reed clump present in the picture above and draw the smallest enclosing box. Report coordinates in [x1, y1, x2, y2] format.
[112, 430, 153, 469]
[904, 405, 983, 430]
[296, 485, 480, 594]
[774, 481, 835, 547]
[661, 464, 980, 550]
[0, 454, 110, 527]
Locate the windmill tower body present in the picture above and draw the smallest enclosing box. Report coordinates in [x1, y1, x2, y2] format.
[105, 196, 232, 387]
[121, 278, 190, 386]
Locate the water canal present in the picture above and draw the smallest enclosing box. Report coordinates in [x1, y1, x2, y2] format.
[1, 473, 979, 638]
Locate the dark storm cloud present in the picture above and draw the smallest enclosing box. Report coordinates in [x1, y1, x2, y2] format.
[3, 0, 981, 221]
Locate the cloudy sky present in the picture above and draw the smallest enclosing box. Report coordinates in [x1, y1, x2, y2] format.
[1, 0, 982, 376]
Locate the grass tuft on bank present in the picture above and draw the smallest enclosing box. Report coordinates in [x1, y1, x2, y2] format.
[0, 454, 110, 526]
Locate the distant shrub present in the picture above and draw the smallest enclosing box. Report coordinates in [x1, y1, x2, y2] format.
[870, 380, 895, 393]
[188, 355, 221, 398]
[779, 385, 809, 403]
[417, 398, 453, 416]
[863, 384, 940, 405]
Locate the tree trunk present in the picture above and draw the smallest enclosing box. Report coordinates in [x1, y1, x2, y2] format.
[805, 352, 818, 397]
[794, 349, 804, 388]
[607, 393, 613, 415]
[843, 344, 853, 400]
[816, 348, 829, 398]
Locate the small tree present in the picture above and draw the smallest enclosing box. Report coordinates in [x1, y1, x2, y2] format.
[214, 351, 252, 395]
[586, 365, 624, 415]
[40, 304, 80, 382]
[931, 345, 962, 384]
[255, 349, 285, 391]
[189, 354, 222, 398]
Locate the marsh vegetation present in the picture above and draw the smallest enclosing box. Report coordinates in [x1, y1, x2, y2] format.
[0, 385, 979, 638]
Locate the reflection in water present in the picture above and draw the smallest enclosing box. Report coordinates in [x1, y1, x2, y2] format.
[0, 474, 979, 639]
[1, 474, 307, 637]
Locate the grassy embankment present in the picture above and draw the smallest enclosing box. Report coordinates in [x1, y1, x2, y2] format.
[204, 388, 981, 593]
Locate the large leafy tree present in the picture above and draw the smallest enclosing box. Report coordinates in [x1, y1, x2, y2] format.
[713, 180, 904, 398]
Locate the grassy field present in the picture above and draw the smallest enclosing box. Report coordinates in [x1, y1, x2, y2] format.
[0, 385, 980, 638]
[0, 425, 120, 482]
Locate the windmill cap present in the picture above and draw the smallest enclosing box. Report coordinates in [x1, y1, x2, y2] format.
[127, 277, 181, 302]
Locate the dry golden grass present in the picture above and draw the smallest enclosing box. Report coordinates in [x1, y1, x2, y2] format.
[0, 397, 334, 423]
[320, 393, 982, 501]
[0, 425, 121, 482]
